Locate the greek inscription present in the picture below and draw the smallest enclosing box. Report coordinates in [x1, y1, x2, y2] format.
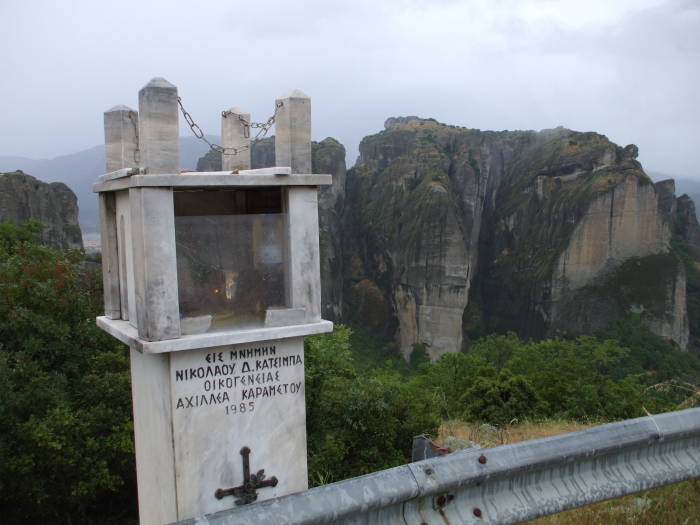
[229, 345, 276, 360]
[173, 344, 302, 414]
[175, 363, 237, 381]
[175, 391, 230, 409]
[205, 352, 224, 363]
[240, 381, 303, 400]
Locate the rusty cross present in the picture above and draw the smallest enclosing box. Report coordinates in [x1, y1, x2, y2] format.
[215, 446, 278, 505]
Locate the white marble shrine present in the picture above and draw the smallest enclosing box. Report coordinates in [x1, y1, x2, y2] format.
[95, 77, 332, 525]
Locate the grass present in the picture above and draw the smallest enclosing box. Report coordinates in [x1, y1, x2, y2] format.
[438, 419, 591, 447]
[436, 420, 700, 524]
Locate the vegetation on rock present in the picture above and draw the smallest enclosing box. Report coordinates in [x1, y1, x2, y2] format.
[341, 119, 697, 356]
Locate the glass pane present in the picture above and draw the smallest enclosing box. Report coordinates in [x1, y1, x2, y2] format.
[174, 189, 287, 334]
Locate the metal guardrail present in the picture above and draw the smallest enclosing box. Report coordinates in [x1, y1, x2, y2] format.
[176, 408, 700, 525]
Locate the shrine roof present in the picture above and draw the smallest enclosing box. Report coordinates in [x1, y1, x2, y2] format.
[93, 167, 332, 192]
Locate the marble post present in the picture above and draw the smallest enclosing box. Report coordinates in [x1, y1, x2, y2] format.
[99, 192, 120, 319]
[275, 91, 321, 322]
[274, 90, 311, 174]
[130, 349, 177, 525]
[221, 107, 251, 171]
[138, 77, 180, 174]
[286, 188, 322, 323]
[104, 105, 139, 173]
[133, 77, 180, 341]
[130, 77, 181, 525]
[101, 106, 139, 319]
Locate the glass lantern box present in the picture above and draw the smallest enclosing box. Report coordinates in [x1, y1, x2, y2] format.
[174, 187, 287, 334]
[94, 169, 332, 352]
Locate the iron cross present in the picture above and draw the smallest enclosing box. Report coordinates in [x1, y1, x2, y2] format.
[215, 446, 279, 505]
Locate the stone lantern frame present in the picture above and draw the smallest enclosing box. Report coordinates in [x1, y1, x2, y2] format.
[95, 170, 333, 352]
[95, 81, 332, 353]
[94, 78, 333, 524]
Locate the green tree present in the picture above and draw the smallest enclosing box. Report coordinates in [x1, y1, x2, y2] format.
[602, 315, 700, 381]
[304, 326, 438, 485]
[504, 336, 644, 420]
[0, 221, 135, 524]
[469, 332, 522, 370]
[412, 352, 487, 419]
[461, 367, 547, 425]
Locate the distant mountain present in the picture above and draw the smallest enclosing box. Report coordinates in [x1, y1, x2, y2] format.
[0, 137, 215, 233]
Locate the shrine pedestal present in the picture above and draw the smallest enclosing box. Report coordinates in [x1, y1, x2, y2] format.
[129, 337, 309, 523]
[171, 337, 308, 516]
[96, 77, 332, 525]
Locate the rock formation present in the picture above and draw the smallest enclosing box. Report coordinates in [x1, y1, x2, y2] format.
[673, 193, 700, 351]
[312, 138, 347, 321]
[0, 170, 83, 250]
[342, 119, 696, 358]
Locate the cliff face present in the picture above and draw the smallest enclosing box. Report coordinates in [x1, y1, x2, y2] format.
[312, 138, 347, 321]
[674, 194, 700, 351]
[0, 171, 82, 250]
[343, 120, 693, 357]
[343, 119, 526, 359]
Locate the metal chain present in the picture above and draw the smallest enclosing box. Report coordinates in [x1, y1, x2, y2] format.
[128, 110, 140, 163]
[178, 97, 283, 156]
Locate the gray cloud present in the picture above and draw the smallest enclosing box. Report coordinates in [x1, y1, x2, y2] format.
[0, 0, 698, 178]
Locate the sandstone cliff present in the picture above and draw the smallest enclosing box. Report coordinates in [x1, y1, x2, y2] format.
[0, 171, 83, 250]
[673, 193, 700, 350]
[343, 120, 694, 357]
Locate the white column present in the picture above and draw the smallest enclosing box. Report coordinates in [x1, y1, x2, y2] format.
[101, 106, 139, 319]
[104, 105, 139, 172]
[286, 187, 322, 323]
[274, 90, 311, 174]
[133, 76, 181, 341]
[221, 106, 251, 171]
[130, 78, 181, 525]
[130, 349, 177, 525]
[98, 192, 120, 319]
[130, 186, 180, 341]
[138, 77, 180, 174]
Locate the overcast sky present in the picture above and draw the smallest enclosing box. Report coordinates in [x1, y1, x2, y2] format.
[1, 0, 698, 177]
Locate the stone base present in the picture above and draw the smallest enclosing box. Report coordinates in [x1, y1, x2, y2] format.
[131, 337, 309, 524]
[96, 316, 332, 353]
